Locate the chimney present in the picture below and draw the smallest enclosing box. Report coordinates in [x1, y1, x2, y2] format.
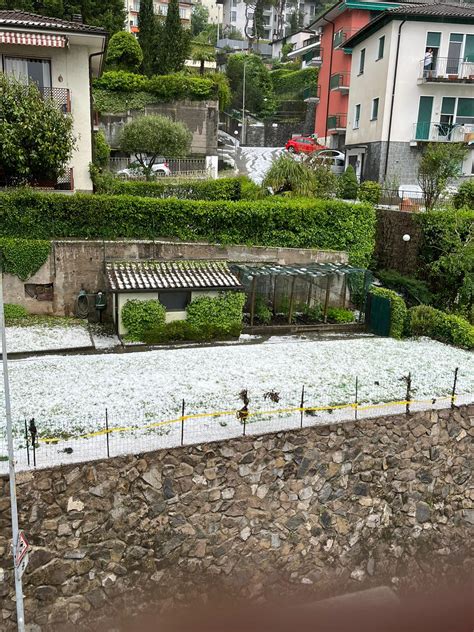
[72, 14, 83, 23]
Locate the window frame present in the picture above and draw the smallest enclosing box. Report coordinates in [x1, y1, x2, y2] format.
[358, 48, 365, 75]
[158, 291, 192, 312]
[353, 104, 361, 129]
[376, 36, 385, 60]
[371, 97, 379, 121]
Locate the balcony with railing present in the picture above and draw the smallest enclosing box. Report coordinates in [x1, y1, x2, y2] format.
[418, 57, 474, 84]
[412, 121, 474, 143]
[333, 28, 359, 49]
[327, 113, 347, 132]
[302, 48, 323, 67]
[38, 87, 71, 113]
[303, 85, 320, 103]
[329, 72, 350, 93]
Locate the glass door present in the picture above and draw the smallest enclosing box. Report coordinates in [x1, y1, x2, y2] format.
[447, 34, 463, 75]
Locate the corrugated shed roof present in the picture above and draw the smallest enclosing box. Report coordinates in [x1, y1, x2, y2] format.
[0, 10, 107, 35]
[106, 261, 243, 292]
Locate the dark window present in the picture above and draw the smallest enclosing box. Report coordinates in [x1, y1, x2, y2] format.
[377, 36, 385, 60]
[159, 291, 191, 311]
[359, 48, 365, 74]
[24, 283, 54, 301]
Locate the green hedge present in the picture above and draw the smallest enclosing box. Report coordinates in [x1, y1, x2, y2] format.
[0, 190, 376, 266]
[369, 286, 407, 339]
[376, 269, 433, 306]
[121, 299, 166, 340]
[271, 67, 317, 99]
[0, 237, 51, 280]
[186, 292, 245, 333]
[408, 305, 474, 350]
[94, 175, 244, 201]
[453, 179, 474, 209]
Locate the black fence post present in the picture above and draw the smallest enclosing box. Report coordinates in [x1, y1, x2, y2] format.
[29, 418, 37, 468]
[405, 372, 412, 416]
[354, 377, 359, 421]
[451, 367, 459, 409]
[181, 399, 185, 447]
[300, 385, 305, 429]
[243, 413, 247, 437]
[24, 420, 30, 466]
[105, 408, 110, 458]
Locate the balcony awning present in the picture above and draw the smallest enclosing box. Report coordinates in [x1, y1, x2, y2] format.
[0, 31, 67, 47]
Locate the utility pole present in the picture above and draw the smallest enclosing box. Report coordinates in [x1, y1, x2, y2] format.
[242, 58, 247, 146]
[0, 255, 26, 632]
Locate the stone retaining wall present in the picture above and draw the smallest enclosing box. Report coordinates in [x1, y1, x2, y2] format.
[0, 405, 472, 631]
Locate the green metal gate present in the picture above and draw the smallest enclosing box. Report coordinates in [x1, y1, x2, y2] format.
[365, 293, 391, 337]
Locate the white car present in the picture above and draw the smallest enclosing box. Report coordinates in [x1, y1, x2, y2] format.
[313, 149, 346, 175]
[117, 161, 171, 178]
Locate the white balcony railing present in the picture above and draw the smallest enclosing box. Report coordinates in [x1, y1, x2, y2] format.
[413, 121, 474, 143]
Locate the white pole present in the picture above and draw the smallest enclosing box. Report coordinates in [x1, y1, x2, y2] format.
[0, 258, 26, 632]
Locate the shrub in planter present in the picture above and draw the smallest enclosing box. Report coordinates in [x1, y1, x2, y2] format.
[326, 307, 355, 323]
[358, 181, 381, 205]
[121, 299, 166, 340]
[4, 303, 29, 320]
[369, 287, 407, 339]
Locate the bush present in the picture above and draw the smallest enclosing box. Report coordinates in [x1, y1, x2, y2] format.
[408, 305, 474, 350]
[326, 307, 355, 323]
[121, 299, 166, 340]
[254, 297, 272, 324]
[376, 269, 433, 307]
[0, 237, 51, 280]
[94, 176, 243, 200]
[106, 31, 143, 73]
[4, 303, 29, 320]
[302, 303, 322, 323]
[453, 179, 474, 210]
[358, 181, 381, 205]
[338, 165, 359, 200]
[369, 286, 407, 339]
[92, 131, 110, 172]
[142, 320, 241, 343]
[186, 291, 245, 333]
[0, 190, 377, 267]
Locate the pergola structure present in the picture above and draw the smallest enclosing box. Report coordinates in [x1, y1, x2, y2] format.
[231, 262, 372, 326]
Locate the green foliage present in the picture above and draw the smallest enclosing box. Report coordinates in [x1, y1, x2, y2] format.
[106, 31, 143, 73]
[226, 53, 277, 118]
[417, 142, 467, 211]
[326, 307, 355, 323]
[263, 154, 337, 199]
[93, 71, 229, 112]
[271, 67, 317, 100]
[358, 181, 381, 205]
[142, 319, 242, 343]
[186, 292, 245, 333]
[0, 190, 376, 266]
[4, 303, 29, 320]
[338, 165, 359, 200]
[94, 175, 244, 200]
[376, 269, 433, 307]
[254, 297, 272, 324]
[408, 305, 474, 350]
[301, 303, 322, 323]
[119, 115, 192, 178]
[254, 0, 265, 40]
[191, 3, 209, 36]
[155, 0, 192, 74]
[369, 286, 407, 339]
[92, 131, 110, 172]
[121, 299, 166, 340]
[0, 75, 76, 185]
[138, 0, 156, 76]
[453, 179, 474, 210]
[0, 237, 51, 280]
[191, 44, 216, 75]
[239, 176, 264, 200]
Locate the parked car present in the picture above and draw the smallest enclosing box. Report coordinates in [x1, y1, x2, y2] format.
[313, 149, 346, 175]
[117, 160, 171, 178]
[285, 136, 327, 154]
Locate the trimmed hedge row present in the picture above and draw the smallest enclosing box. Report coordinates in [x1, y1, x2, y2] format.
[408, 305, 474, 350]
[94, 175, 244, 201]
[369, 286, 407, 339]
[0, 190, 376, 266]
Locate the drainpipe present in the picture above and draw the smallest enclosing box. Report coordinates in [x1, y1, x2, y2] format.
[322, 16, 336, 145]
[383, 20, 406, 179]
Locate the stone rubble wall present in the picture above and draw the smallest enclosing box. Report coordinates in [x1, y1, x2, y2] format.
[0, 405, 472, 631]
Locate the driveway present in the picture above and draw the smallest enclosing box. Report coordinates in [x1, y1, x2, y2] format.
[235, 146, 283, 184]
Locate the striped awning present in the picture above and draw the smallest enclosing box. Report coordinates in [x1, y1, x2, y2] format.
[0, 31, 67, 47]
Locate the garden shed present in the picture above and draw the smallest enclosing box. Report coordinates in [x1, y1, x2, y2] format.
[231, 262, 372, 326]
[106, 260, 243, 335]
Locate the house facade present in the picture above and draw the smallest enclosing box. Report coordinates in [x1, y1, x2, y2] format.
[124, 0, 193, 33]
[344, 3, 474, 183]
[0, 10, 107, 192]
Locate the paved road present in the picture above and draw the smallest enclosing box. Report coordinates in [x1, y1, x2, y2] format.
[235, 146, 283, 184]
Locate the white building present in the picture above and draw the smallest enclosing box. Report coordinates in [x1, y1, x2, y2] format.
[344, 3, 474, 183]
[0, 10, 107, 192]
[195, 0, 224, 25]
[124, 0, 193, 33]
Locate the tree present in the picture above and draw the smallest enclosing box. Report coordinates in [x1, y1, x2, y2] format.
[155, 0, 192, 74]
[138, 0, 157, 76]
[0, 75, 76, 185]
[92, 130, 111, 171]
[192, 44, 216, 75]
[289, 10, 298, 34]
[106, 31, 143, 73]
[253, 0, 265, 41]
[191, 4, 209, 37]
[193, 23, 218, 46]
[119, 115, 192, 180]
[338, 165, 359, 199]
[417, 142, 468, 211]
[263, 153, 336, 198]
[226, 53, 276, 119]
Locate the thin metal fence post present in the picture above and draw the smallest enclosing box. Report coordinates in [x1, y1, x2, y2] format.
[29, 418, 37, 468]
[24, 420, 30, 467]
[105, 408, 110, 458]
[300, 385, 305, 429]
[354, 377, 359, 421]
[451, 367, 459, 409]
[181, 399, 185, 446]
[405, 372, 412, 416]
[243, 413, 247, 437]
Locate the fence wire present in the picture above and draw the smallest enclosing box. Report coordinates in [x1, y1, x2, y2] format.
[0, 368, 466, 474]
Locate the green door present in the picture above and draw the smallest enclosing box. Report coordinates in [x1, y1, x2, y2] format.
[415, 96, 433, 140]
[465, 34, 474, 62]
[365, 293, 391, 337]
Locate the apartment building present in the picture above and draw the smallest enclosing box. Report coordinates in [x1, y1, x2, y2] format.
[0, 10, 107, 192]
[344, 3, 474, 183]
[124, 0, 194, 33]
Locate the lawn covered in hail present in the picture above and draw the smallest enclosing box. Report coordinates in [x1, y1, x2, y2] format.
[0, 336, 472, 443]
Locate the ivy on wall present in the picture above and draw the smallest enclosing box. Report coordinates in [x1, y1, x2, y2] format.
[0, 238, 51, 281]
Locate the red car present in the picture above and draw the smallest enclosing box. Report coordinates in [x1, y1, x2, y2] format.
[285, 136, 327, 154]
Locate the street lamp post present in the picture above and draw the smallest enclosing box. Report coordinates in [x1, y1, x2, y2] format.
[242, 59, 247, 146]
[402, 234, 411, 274]
[0, 255, 26, 632]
